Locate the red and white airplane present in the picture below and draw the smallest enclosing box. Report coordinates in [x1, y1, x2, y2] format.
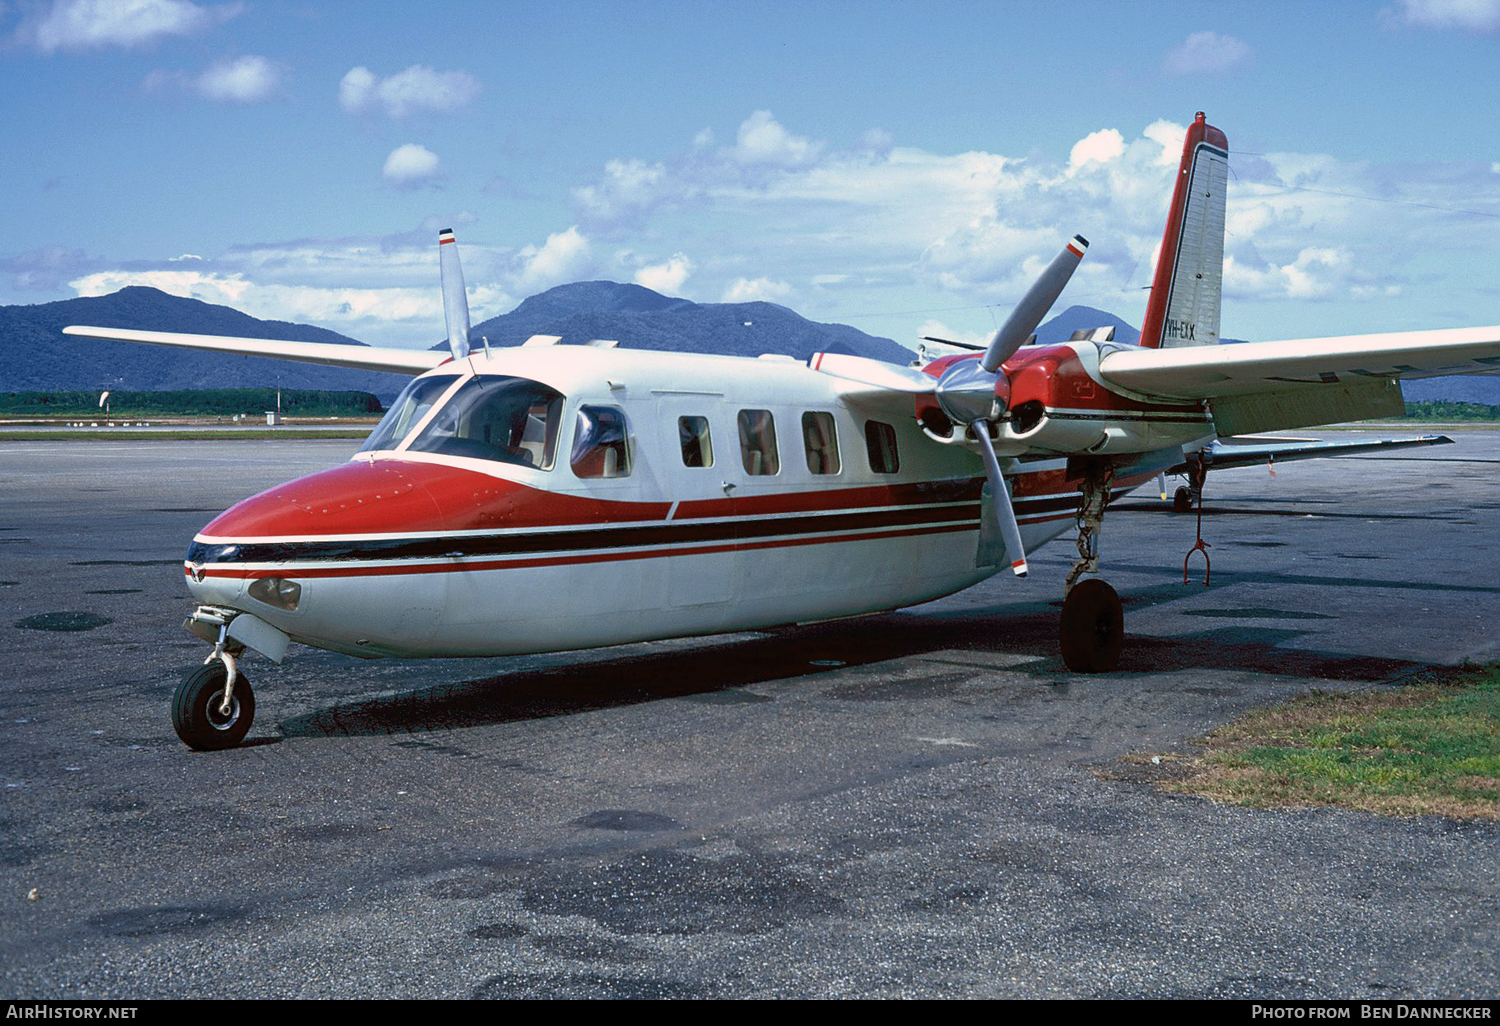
[66, 113, 1500, 750]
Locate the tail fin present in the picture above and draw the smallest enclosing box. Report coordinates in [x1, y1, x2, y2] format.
[1139, 112, 1228, 349]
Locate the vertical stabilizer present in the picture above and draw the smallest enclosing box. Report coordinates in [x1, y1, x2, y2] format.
[1139, 112, 1228, 349]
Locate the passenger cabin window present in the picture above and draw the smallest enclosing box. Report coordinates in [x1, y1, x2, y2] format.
[865, 420, 899, 474]
[738, 410, 779, 476]
[359, 375, 459, 453]
[405, 376, 563, 468]
[571, 406, 631, 478]
[801, 412, 840, 475]
[678, 416, 713, 468]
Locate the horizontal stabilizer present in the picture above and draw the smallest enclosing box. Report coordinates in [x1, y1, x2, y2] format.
[1169, 433, 1453, 475]
[63, 326, 448, 376]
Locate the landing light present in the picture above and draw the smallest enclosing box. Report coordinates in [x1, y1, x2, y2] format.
[248, 577, 301, 611]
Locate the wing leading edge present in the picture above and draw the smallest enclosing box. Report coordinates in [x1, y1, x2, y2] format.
[1098, 325, 1500, 400]
[63, 326, 449, 377]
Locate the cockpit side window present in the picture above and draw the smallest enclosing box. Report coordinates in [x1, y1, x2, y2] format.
[405, 376, 564, 468]
[571, 405, 631, 478]
[359, 375, 459, 453]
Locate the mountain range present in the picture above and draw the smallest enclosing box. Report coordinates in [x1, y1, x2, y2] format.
[2, 282, 1494, 404]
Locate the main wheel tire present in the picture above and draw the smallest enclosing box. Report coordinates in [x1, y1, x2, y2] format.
[172, 662, 254, 751]
[1172, 486, 1193, 513]
[1060, 579, 1124, 674]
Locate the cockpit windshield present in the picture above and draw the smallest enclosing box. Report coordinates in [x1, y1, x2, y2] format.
[405, 375, 564, 469]
[359, 374, 459, 454]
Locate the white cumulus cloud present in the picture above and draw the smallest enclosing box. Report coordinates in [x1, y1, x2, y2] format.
[573, 159, 671, 223]
[731, 110, 823, 166]
[1223, 247, 1350, 301]
[339, 65, 481, 118]
[196, 55, 281, 102]
[1142, 120, 1187, 166]
[23, 0, 238, 53]
[722, 277, 793, 303]
[1070, 128, 1126, 169]
[632, 253, 693, 294]
[383, 144, 441, 187]
[1164, 31, 1252, 75]
[513, 227, 593, 293]
[1394, 0, 1500, 30]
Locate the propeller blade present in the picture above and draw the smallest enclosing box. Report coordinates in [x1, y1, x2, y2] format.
[973, 420, 1028, 577]
[808, 352, 937, 393]
[438, 228, 471, 361]
[981, 234, 1089, 373]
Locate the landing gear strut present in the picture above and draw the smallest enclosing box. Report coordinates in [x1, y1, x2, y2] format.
[1060, 462, 1123, 673]
[174, 607, 257, 750]
[1172, 457, 1207, 513]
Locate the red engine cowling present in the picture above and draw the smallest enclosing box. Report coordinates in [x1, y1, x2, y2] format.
[913, 346, 1205, 455]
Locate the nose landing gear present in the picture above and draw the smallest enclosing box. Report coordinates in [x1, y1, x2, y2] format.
[175, 606, 257, 750]
[173, 660, 254, 751]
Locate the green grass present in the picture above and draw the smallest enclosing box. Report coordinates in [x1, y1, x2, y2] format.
[0, 388, 383, 417]
[1126, 666, 1500, 819]
[1401, 400, 1500, 422]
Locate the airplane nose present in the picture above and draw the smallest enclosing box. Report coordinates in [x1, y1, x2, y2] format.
[195, 459, 448, 539]
[182, 458, 525, 654]
[181, 457, 539, 605]
[183, 460, 447, 607]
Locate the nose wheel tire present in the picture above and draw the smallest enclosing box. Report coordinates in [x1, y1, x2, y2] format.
[1172, 486, 1194, 513]
[172, 662, 254, 751]
[1060, 579, 1124, 673]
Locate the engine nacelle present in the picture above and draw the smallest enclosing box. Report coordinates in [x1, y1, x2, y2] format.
[1000, 348, 1209, 454]
[912, 345, 1209, 455]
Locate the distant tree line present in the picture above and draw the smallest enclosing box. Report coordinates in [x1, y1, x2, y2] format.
[1402, 400, 1500, 421]
[0, 389, 384, 416]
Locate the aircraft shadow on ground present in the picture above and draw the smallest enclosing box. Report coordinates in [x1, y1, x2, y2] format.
[277, 570, 1437, 740]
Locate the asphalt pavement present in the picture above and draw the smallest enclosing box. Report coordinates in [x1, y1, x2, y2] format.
[0, 434, 1495, 999]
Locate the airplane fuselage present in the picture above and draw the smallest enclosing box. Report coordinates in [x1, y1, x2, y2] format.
[183, 343, 1205, 660]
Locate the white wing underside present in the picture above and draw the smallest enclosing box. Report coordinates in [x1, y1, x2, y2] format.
[62, 326, 448, 376]
[1099, 325, 1500, 399]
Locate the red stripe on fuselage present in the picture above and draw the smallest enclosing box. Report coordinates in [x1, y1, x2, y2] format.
[199, 458, 987, 540]
[189, 520, 980, 580]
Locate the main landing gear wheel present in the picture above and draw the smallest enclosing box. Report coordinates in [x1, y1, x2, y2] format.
[1060, 579, 1124, 674]
[1172, 486, 1193, 513]
[172, 662, 254, 751]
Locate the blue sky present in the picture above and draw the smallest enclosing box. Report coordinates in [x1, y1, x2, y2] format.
[3, 0, 1499, 350]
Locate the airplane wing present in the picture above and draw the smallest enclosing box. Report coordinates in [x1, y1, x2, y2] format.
[1097, 326, 1500, 399]
[62, 326, 448, 376]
